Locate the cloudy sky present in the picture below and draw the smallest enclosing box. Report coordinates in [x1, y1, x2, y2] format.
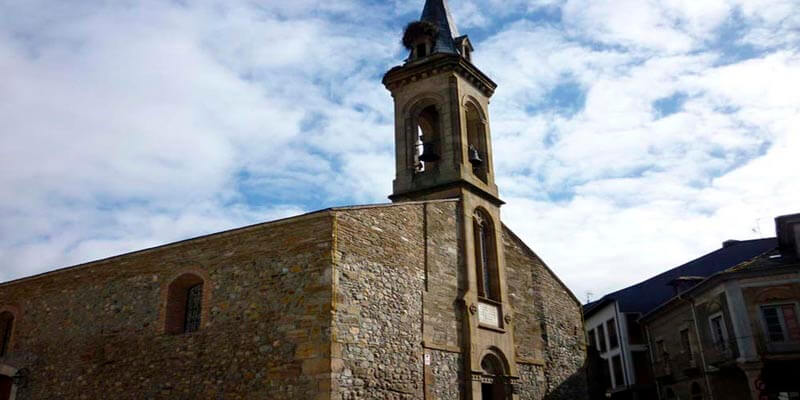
[1, 0, 798, 301]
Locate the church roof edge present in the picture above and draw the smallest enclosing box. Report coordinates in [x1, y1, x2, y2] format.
[0, 199, 461, 288]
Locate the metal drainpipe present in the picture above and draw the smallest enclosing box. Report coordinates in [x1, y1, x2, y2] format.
[643, 324, 662, 400]
[688, 298, 715, 400]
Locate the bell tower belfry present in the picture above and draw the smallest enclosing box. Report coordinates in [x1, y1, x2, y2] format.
[383, 0, 501, 206]
[384, 1, 521, 399]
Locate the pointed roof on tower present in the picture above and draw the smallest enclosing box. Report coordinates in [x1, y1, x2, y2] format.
[421, 0, 461, 55]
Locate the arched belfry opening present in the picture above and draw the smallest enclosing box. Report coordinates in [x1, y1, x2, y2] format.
[480, 352, 510, 400]
[414, 105, 442, 172]
[465, 102, 488, 183]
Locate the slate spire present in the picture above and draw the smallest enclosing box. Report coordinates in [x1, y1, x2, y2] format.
[420, 0, 461, 54]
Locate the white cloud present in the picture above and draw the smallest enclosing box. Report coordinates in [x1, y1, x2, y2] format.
[0, 0, 797, 303]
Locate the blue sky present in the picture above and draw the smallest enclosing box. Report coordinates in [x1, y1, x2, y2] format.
[1, 0, 798, 301]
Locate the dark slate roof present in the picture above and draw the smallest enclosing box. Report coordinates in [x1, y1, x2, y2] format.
[584, 238, 778, 317]
[421, 0, 460, 55]
[642, 246, 799, 321]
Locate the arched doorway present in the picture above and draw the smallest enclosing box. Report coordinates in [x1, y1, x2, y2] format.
[481, 353, 508, 400]
[0, 365, 21, 400]
[0, 375, 11, 400]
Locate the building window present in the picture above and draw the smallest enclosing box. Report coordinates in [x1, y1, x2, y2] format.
[588, 329, 597, 349]
[632, 350, 652, 385]
[415, 43, 428, 58]
[760, 304, 800, 343]
[709, 313, 729, 350]
[184, 284, 203, 333]
[655, 339, 667, 362]
[627, 313, 644, 344]
[681, 328, 693, 361]
[165, 273, 206, 335]
[611, 354, 625, 388]
[597, 324, 608, 353]
[473, 209, 499, 301]
[691, 382, 704, 400]
[607, 318, 619, 349]
[0, 312, 13, 357]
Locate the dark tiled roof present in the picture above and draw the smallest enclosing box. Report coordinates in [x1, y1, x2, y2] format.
[727, 247, 799, 272]
[421, 0, 460, 55]
[584, 238, 778, 317]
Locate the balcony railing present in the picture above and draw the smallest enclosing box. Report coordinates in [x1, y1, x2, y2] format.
[756, 334, 800, 355]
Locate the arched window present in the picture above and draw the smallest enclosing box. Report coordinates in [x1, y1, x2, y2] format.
[465, 102, 488, 182]
[165, 273, 205, 335]
[474, 209, 499, 301]
[690, 383, 703, 400]
[415, 105, 441, 172]
[0, 312, 13, 357]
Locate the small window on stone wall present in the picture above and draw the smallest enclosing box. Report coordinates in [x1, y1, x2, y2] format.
[0, 312, 13, 357]
[165, 274, 205, 335]
[473, 208, 499, 301]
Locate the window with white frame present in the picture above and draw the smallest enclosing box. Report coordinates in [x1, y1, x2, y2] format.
[760, 303, 800, 343]
[708, 313, 729, 350]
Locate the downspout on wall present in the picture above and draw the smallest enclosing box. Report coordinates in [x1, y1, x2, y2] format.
[688, 297, 715, 400]
[643, 324, 662, 400]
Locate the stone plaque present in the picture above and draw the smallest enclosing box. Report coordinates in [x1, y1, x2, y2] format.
[478, 302, 499, 327]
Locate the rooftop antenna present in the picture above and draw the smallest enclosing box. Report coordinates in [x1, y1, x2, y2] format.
[752, 218, 763, 238]
[585, 291, 594, 304]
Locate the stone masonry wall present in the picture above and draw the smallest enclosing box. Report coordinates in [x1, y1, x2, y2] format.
[332, 203, 430, 399]
[331, 200, 463, 400]
[503, 227, 588, 400]
[0, 212, 335, 400]
[0, 199, 587, 400]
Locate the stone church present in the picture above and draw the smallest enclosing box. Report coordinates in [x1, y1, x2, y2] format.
[0, 1, 587, 399]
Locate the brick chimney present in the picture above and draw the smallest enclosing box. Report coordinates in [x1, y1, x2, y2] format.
[775, 213, 800, 260]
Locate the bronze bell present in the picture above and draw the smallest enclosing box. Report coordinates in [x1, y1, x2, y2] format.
[468, 145, 483, 166]
[419, 142, 440, 162]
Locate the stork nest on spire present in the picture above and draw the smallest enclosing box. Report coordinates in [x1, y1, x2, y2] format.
[402, 21, 440, 50]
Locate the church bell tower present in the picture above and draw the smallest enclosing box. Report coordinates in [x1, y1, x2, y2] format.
[384, 1, 520, 398]
[383, 0, 500, 206]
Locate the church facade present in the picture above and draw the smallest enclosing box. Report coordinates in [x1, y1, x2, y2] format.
[0, 1, 587, 399]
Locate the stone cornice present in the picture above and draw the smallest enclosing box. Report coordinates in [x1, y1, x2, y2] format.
[383, 54, 497, 97]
